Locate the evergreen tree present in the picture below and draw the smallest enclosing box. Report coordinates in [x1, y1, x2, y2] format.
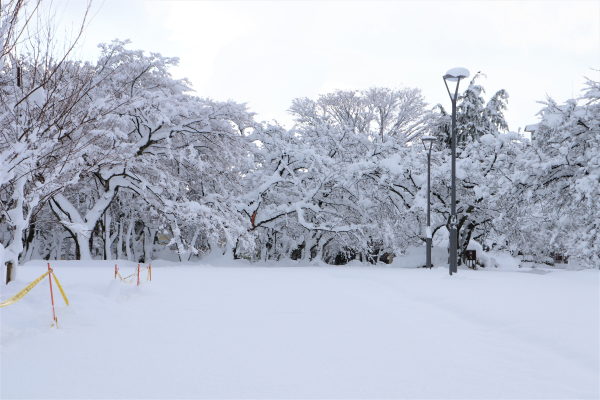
[429, 73, 510, 147]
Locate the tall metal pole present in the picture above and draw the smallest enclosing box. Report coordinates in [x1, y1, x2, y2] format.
[426, 144, 432, 269]
[443, 68, 469, 275]
[449, 82, 460, 275]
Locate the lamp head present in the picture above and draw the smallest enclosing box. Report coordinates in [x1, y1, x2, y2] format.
[421, 135, 437, 150]
[444, 67, 470, 82]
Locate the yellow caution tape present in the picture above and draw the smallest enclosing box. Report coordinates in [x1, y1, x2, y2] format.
[51, 272, 69, 306]
[117, 271, 135, 284]
[116, 266, 152, 284]
[0, 270, 51, 308]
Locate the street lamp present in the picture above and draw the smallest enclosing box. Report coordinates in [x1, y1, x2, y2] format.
[443, 67, 470, 276]
[421, 135, 437, 269]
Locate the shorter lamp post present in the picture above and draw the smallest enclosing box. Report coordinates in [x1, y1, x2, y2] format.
[421, 135, 437, 269]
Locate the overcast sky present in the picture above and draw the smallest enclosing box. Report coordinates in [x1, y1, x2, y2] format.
[56, 0, 599, 133]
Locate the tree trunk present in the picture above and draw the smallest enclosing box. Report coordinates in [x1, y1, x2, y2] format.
[4, 177, 30, 282]
[104, 212, 111, 260]
[65, 236, 72, 260]
[76, 232, 91, 260]
[104, 213, 119, 261]
[302, 233, 313, 261]
[133, 228, 143, 263]
[187, 227, 201, 261]
[170, 223, 184, 262]
[21, 220, 36, 263]
[309, 233, 322, 261]
[50, 231, 60, 260]
[50, 194, 93, 260]
[117, 221, 124, 260]
[125, 218, 134, 261]
[145, 227, 157, 263]
[261, 231, 269, 262]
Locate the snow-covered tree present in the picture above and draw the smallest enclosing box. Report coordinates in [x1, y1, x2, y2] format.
[46, 40, 257, 262]
[0, 2, 106, 280]
[241, 87, 431, 263]
[405, 74, 515, 264]
[429, 73, 510, 148]
[0, 0, 43, 69]
[509, 77, 600, 267]
[1, 35, 260, 276]
[457, 73, 509, 143]
[242, 122, 370, 262]
[290, 87, 429, 146]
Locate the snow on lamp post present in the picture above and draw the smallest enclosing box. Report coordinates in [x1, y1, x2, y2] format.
[421, 135, 437, 269]
[443, 67, 470, 276]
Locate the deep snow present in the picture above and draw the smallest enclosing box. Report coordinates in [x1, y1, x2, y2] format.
[1, 254, 598, 399]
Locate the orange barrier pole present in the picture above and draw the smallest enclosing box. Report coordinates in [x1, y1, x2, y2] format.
[149, 264, 151, 281]
[47, 263, 57, 326]
[115, 264, 118, 279]
[137, 264, 140, 286]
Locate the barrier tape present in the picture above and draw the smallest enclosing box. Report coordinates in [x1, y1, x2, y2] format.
[115, 264, 151, 284]
[138, 266, 151, 282]
[0, 270, 51, 308]
[51, 272, 69, 306]
[1, 265, 68, 328]
[0, 268, 68, 306]
[117, 271, 135, 284]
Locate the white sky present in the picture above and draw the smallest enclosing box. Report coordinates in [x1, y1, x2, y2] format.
[56, 0, 599, 132]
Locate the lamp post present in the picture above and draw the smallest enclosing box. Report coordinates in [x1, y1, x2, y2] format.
[421, 135, 437, 269]
[443, 67, 470, 276]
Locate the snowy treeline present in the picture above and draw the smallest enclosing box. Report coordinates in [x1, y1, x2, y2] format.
[1, 37, 255, 269]
[1, 4, 599, 276]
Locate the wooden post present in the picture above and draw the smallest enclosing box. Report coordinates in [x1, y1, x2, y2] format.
[149, 264, 151, 281]
[115, 264, 118, 279]
[5, 262, 13, 284]
[137, 264, 140, 286]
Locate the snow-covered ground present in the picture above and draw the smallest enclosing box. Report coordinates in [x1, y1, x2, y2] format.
[1, 252, 598, 399]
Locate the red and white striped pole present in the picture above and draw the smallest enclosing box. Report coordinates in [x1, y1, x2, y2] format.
[48, 263, 57, 326]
